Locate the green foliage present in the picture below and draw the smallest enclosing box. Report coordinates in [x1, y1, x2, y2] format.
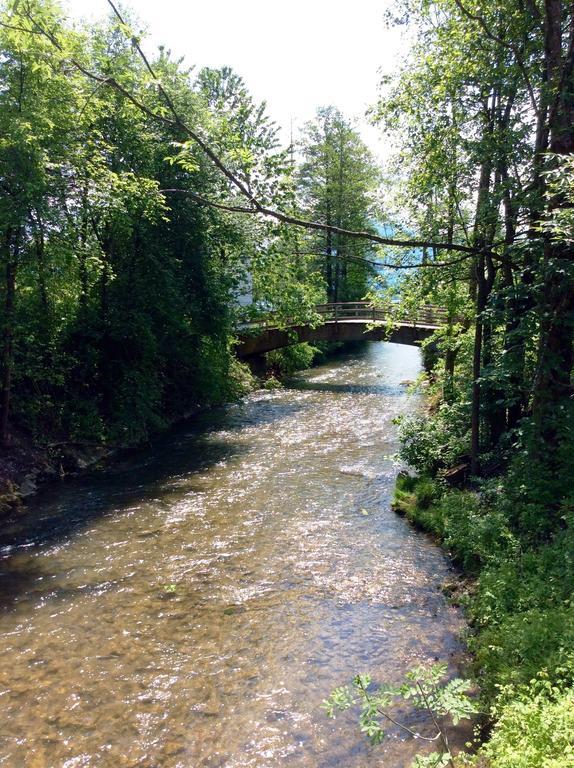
[323, 663, 477, 765]
[394, 475, 515, 570]
[541, 155, 574, 244]
[411, 754, 453, 768]
[262, 375, 283, 391]
[439, 488, 514, 570]
[469, 521, 574, 699]
[265, 342, 319, 377]
[393, 473, 445, 537]
[3, 1, 386, 449]
[0, 0, 320, 447]
[393, 468, 574, 761]
[482, 682, 574, 768]
[493, 410, 574, 539]
[397, 400, 471, 476]
[297, 106, 380, 303]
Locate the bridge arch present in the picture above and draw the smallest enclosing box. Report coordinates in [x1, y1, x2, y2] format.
[236, 302, 445, 358]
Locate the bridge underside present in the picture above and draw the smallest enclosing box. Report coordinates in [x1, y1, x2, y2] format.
[236, 320, 437, 358]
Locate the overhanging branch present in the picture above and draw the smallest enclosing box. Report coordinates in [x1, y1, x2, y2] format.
[160, 189, 480, 256]
[6, 3, 488, 262]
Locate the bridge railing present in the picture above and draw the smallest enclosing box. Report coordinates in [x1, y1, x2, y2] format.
[238, 302, 448, 332]
[314, 302, 448, 326]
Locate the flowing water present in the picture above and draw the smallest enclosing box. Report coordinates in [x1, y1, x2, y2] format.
[0, 342, 466, 768]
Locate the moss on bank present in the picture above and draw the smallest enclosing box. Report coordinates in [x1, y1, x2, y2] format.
[392, 473, 574, 767]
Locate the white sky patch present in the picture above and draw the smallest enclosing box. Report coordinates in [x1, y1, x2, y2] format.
[62, 0, 404, 160]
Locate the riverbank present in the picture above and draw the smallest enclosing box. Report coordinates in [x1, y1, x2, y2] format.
[392, 472, 574, 767]
[0, 341, 349, 517]
[0, 402, 213, 518]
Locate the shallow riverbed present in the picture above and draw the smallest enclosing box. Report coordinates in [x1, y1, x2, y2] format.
[0, 342, 465, 767]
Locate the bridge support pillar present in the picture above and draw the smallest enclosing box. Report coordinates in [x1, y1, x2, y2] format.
[244, 353, 267, 376]
[422, 340, 439, 374]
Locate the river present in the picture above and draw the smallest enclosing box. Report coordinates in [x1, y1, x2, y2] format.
[0, 342, 466, 768]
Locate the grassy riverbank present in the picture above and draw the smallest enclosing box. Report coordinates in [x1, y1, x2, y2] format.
[393, 473, 574, 767]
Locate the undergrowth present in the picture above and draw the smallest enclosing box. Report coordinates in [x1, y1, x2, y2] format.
[392, 472, 574, 767]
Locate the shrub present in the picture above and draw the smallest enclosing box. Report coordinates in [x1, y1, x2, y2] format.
[482, 683, 574, 768]
[265, 342, 320, 377]
[397, 401, 470, 475]
[394, 476, 515, 571]
[469, 524, 574, 698]
[440, 491, 515, 572]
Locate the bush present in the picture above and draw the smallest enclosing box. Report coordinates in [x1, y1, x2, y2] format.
[265, 342, 319, 376]
[492, 413, 574, 540]
[397, 401, 470, 475]
[469, 523, 574, 699]
[440, 490, 515, 572]
[482, 683, 574, 768]
[394, 476, 515, 571]
[392, 475, 574, 712]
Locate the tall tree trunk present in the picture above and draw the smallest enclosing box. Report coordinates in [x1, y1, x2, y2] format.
[325, 200, 333, 302]
[79, 182, 89, 309]
[99, 234, 112, 419]
[498, 163, 525, 431]
[443, 190, 458, 402]
[443, 319, 458, 403]
[469, 95, 497, 475]
[0, 229, 19, 447]
[531, 0, 574, 433]
[470, 253, 486, 475]
[33, 211, 48, 313]
[335, 127, 344, 303]
[481, 252, 501, 446]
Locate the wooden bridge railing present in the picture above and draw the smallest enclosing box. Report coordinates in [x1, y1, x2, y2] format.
[314, 302, 448, 326]
[239, 302, 448, 331]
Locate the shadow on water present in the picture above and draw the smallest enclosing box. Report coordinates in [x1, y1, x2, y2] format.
[0, 440, 243, 611]
[287, 381, 404, 396]
[0, 396, 307, 575]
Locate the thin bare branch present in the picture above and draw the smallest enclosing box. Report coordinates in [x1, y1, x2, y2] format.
[266, 249, 474, 271]
[160, 189, 480, 255]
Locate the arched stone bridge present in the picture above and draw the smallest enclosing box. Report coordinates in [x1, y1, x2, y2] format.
[236, 302, 446, 358]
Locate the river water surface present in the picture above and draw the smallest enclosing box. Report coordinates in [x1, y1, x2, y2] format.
[0, 342, 465, 768]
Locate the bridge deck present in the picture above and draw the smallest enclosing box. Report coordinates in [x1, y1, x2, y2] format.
[236, 302, 445, 358]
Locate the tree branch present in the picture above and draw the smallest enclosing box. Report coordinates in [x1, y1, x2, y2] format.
[9, 3, 489, 261]
[267, 249, 475, 271]
[160, 189, 480, 255]
[452, 0, 540, 117]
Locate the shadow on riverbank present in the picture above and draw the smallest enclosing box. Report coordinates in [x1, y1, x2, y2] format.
[0, 396, 309, 610]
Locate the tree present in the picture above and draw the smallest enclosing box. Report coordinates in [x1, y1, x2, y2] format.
[373, 0, 574, 475]
[0, 0, 322, 445]
[297, 107, 381, 302]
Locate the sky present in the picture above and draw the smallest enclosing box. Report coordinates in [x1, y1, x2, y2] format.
[62, 0, 404, 159]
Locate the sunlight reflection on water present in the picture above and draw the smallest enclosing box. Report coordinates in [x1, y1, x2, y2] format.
[0, 342, 467, 768]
